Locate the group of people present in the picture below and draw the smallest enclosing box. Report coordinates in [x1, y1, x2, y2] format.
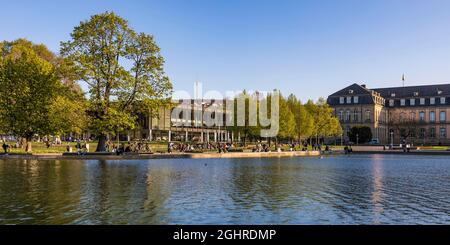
[167, 142, 236, 154]
[68, 140, 90, 155]
[250, 142, 332, 153]
[2, 140, 28, 154]
[104, 141, 153, 155]
[252, 143, 271, 152]
[344, 145, 353, 154]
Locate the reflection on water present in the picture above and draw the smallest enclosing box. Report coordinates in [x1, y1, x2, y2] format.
[1, 155, 450, 224]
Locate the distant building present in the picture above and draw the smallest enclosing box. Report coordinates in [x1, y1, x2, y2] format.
[125, 99, 234, 143]
[328, 83, 450, 145]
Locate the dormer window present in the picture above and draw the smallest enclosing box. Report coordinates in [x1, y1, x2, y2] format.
[431, 97, 436, 105]
[348, 90, 354, 94]
[391, 93, 396, 97]
[438, 90, 443, 95]
[414, 92, 419, 96]
[420, 98, 425, 105]
[346, 97, 352, 104]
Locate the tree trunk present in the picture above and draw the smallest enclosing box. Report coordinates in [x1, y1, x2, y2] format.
[96, 134, 107, 152]
[25, 137, 32, 153]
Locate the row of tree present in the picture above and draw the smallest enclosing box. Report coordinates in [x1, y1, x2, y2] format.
[228, 92, 343, 145]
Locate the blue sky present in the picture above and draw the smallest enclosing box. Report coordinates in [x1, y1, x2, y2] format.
[2, 0, 450, 101]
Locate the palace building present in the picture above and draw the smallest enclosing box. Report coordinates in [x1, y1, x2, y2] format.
[327, 83, 450, 145]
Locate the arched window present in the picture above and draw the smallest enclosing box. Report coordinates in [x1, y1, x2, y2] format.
[419, 111, 425, 122]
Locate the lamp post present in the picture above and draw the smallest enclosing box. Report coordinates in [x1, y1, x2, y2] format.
[390, 131, 394, 149]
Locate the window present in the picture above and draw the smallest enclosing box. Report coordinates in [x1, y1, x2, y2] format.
[366, 110, 371, 122]
[430, 97, 436, 105]
[410, 98, 415, 106]
[440, 127, 447, 138]
[353, 110, 359, 122]
[346, 97, 352, 104]
[440, 111, 446, 123]
[420, 128, 426, 138]
[420, 98, 425, 105]
[419, 111, 425, 122]
[410, 112, 415, 121]
[353, 96, 359, 104]
[389, 100, 395, 107]
[400, 112, 405, 121]
[338, 110, 344, 121]
[430, 111, 436, 123]
[441, 97, 446, 104]
[430, 128, 436, 138]
[346, 110, 351, 122]
[340, 97, 345, 104]
[400, 99, 406, 106]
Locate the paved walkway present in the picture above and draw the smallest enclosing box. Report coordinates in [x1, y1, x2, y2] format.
[0, 151, 321, 160]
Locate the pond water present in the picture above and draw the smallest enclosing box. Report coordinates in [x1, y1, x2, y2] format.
[1, 154, 449, 224]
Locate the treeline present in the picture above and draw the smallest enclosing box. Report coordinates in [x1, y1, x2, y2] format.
[228, 92, 343, 145]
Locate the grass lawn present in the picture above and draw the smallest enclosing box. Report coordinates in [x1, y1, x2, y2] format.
[418, 146, 449, 151]
[3, 142, 99, 154]
[2, 142, 172, 154]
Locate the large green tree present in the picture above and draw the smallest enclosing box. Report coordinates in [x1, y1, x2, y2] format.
[286, 94, 314, 142]
[305, 98, 342, 143]
[278, 95, 296, 140]
[61, 12, 172, 151]
[228, 91, 261, 146]
[0, 39, 87, 152]
[0, 44, 60, 152]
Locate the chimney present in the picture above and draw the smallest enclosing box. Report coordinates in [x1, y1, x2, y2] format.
[361, 84, 367, 88]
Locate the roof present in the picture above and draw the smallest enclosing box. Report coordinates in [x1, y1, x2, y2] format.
[373, 84, 450, 98]
[328, 83, 373, 97]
